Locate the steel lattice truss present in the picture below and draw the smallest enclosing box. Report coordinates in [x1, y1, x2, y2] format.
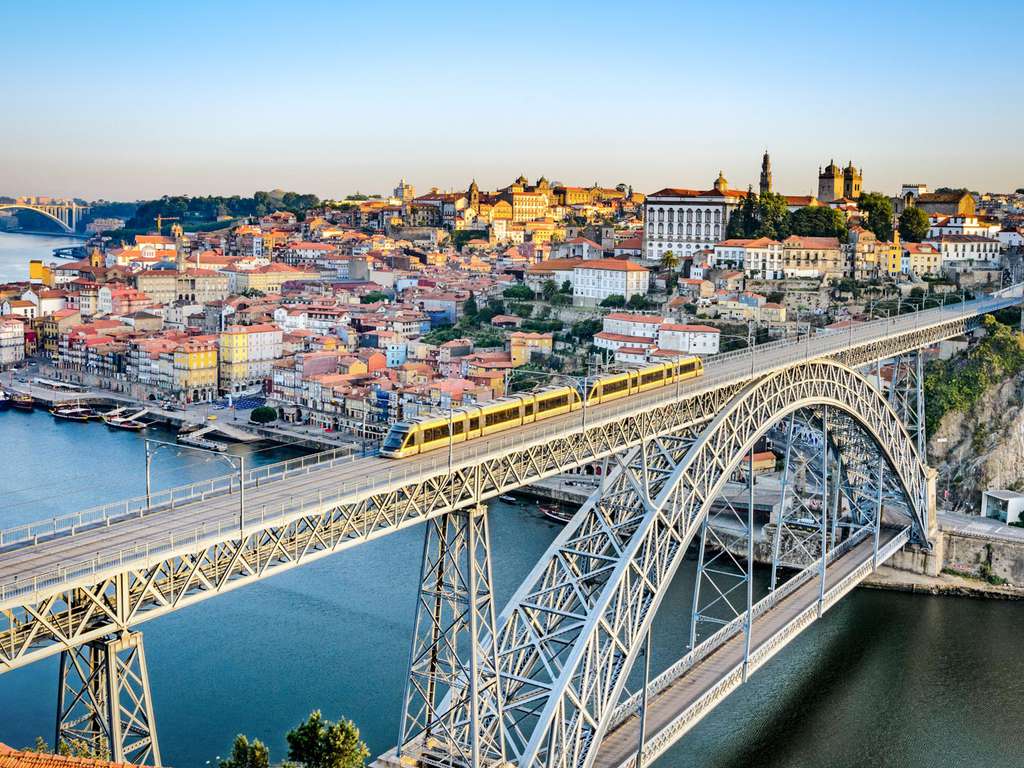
[399, 506, 506, 768]
[455, 361, 930, 768]
[0, 383, 747, 673]
[0, 308, 981, 674]
[56, 631, 160, 766]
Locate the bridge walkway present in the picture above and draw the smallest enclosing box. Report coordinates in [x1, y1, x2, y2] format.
[594, 527, 903, 768]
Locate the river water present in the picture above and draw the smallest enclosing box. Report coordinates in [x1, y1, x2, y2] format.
[0, 231, 84, 283]
[1, 233, 1023, 767]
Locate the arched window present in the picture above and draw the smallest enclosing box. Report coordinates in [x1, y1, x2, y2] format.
[714, 209, 721, 223]
[658, 208, 665, 222]
[667, 223, 674, 235]
[695, 210, 702, 224]
[667, 209, 675, 223]
[687, 224, 692, 237]
[714, 224, 720, 238]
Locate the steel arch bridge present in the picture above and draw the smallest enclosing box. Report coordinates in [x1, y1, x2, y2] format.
[2, 290, 1021, 766]
[398, 359, 929, 768]
[0, 202, 85, 233]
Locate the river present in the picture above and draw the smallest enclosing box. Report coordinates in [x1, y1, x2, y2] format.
[1, 232, 1023, 767]
[0, 231, 85, 283]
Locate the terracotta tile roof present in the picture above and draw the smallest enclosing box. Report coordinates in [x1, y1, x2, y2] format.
[0, 743, 144, 768]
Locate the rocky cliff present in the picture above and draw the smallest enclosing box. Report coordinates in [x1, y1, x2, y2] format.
[928, 361, 1024, 512]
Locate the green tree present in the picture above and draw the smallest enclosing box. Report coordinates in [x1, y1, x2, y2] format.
[31, 736, 110, 760]
[790, 206, 848, 241]
[220, 735, 270, 768]
[503, 283, 534, 301]
[550, 293, 571, 306]
[659, 250, 680, 272]
[898, 207, 930, 242]
[360, 291, 389, 304]
[286, 711, 369, 768]
[559, 279, 572, 294]
[599, 294, 626, 308]
[754, 192, 791, 240]
[510, 302, 533, 319]
[726, 190, 759, 238]
[626, 294, 650, 310]
[541, 279, 558, 301]
[250, 405, 277, 424]
[857, 191, 895, 242]
[463, 293, 478, 318]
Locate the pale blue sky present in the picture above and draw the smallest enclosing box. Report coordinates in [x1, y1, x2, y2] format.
[2, 0, 1021, 200]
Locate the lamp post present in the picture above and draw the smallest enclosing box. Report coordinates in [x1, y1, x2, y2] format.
[507, 367, 591, 433]
[145, 437, 245, 538]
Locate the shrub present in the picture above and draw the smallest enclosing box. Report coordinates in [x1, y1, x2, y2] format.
[250, 406, 277, 424]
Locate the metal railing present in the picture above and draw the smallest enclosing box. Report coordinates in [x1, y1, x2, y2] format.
[1, 288, 1015, 602]
[607, 524, 877, 728]
[0, 446, 359, 548]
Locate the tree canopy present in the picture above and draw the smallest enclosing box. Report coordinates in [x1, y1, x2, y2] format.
[659, 250, 680, 272]
[220, 735, 270, 768]
[286, 710, 369, 768]
[503, 283, 535, 301]
[125, 190, 320, 230]
[725, 191, 791, 240]
[898, 206, 930, 242]
[599, 294, 626, 308]
[790, 206, 848, 240]
[857, 191, 895, 242]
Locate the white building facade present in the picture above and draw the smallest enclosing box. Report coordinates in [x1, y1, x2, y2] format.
[642, 173, 747, 263]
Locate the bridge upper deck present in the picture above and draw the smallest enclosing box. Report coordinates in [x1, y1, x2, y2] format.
[0, 292, 1017, 611]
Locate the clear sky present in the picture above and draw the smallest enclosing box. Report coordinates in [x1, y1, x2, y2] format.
[3, 0, 1022, 201]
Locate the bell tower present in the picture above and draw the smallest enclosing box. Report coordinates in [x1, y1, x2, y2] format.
[759, 150, 772, 195]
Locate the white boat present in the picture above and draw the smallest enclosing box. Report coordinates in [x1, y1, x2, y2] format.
[540, 503, 574, 524]
[498, 494, 518, 504]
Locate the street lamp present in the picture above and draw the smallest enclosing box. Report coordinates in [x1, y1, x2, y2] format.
[145, 437, 246, 539]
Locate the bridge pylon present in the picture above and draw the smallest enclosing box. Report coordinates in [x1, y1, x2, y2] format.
[55, 630, 161, 767]
[393, 504, 507, 768]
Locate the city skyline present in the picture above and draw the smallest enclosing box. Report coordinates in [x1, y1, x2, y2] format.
[3, 0, 1023, 200]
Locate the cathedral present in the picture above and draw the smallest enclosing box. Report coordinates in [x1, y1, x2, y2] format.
[817, 160, 862, 203]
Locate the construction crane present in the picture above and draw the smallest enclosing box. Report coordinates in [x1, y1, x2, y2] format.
[154, 214, 180, 235]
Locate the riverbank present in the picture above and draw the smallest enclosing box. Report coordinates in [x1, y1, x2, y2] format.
[862, 565, 1024, 599]
[5, 377, 351, 452]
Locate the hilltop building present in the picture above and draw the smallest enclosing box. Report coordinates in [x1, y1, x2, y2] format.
[817, 160, 862, 203]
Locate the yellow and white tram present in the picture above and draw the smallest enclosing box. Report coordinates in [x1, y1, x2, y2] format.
[380, 356, 703, 459]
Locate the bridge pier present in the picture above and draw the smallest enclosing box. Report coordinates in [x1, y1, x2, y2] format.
[55, 630, 161, 766]
[392, 504, 506, 768]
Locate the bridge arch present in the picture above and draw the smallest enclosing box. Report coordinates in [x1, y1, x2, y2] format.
[0, 203, 75, 233]
[476, 359, 930, 768]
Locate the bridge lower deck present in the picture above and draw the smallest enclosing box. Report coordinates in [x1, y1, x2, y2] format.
[594, 527, 899, 768]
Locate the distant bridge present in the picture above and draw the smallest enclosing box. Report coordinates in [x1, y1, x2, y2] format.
[0, 199, 88, 233]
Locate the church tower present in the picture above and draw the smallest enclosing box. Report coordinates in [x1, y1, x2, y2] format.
[468, 179, 480, 211]
[759, 150, 772, 195]
[843, 161, 863, 199]
[817, 160, 843, 203]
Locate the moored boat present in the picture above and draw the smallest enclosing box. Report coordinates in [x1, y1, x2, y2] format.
[540, 503, 574, 524]
[11, 393, 34, 411]
[498, 494, 518, 504]
[51, 403, 96, 422]
[0, 390, 10, 411]
[103, 414, 148, 431]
